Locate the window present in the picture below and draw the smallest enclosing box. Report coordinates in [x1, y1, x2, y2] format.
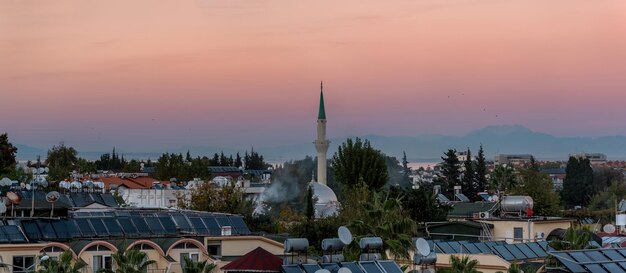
[93, 255, 113, 272]
[13, 256, 35, 273]
[42, 246, 64, 253]
[207, 241, 222, 257]
[180, 252, 199, 268]
[514, 227, 524, 242]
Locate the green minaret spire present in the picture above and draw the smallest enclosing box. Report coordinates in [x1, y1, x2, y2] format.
[318, 81, 326, 120]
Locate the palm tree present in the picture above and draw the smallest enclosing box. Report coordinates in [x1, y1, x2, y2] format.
[37, 250, 86, 273]
[350, 192, 416, 260]
[447, 255, 482, 273]
[549, 227, 596, 251]
[182, 256, 216, 273]
[99, 247, 156, 273]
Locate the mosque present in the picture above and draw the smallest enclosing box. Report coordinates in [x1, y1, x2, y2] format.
[309, 82, 340, 218]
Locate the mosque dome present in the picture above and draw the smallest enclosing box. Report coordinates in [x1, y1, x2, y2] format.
[308, 181, 340, 218]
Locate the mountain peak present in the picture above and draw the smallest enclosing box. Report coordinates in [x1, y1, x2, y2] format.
[466, 124, 534, 137]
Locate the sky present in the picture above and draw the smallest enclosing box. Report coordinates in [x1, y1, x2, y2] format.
[1, 0, 626, 152]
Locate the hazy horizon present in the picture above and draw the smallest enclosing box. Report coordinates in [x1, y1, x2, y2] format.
[2, 1, 625, 152]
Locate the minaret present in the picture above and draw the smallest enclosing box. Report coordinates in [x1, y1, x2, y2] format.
[314, 82, 329, 185]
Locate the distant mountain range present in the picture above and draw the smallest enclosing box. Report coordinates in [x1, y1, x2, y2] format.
[14, 125, 626, 162]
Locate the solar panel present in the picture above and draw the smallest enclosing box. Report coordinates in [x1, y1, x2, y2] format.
[101, 194, 118, 207]
[437, 194, 450, 202]
[504, 244, 527, 260]
[447, 241, 462, 253]
[282, 265, 303, 273]
[74, 219, 96, 237]
[188, 217, 208, 234]
[527, 242, 547, 257]
[538, 241, 549, 250]
[618, 249, 626, 258]
[202, 216, 221, 235]
[229, 216, 251, 235]
[215, 216, 231, 227]
[22, 221, 42, 241]
[586, 251, 609, 262]
[455, 193, 470, 202]
[102, 218, 123, 237]
[552, 252, 586, 273]
[570, 252, 593, 263]
[376, 260, 403, 273]
[601, 249, 623, 261]
[51, 220, 69, 239]
[37, 220, 57, 240]
[474, 243, 493, 254]
[602, 263, 626, 273]
[359, 261, 384, 273]
[145, 217, 165, 235]
[340, 262, 364, 273]
[320, 263, 340, 273]
[461, 243, 481, 254]
[2, 225, 27, 243]
[158, 216, 178, 234]
[171, 214, 193, 232]
[585, 264, 608, 273]
[89, 219, 109, 237]
[301, 264, 321, 273]
[492, 245, 515, 261]
[0, 227, 9, 243]
[130, 217, 151, 235]
[435, 242, 455, 254]
[515, 243, 537, 259]
[117, 218, 139, 237]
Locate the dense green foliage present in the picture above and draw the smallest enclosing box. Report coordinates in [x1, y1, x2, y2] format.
[182, 256, 216, 273]
[561, 157, 594, 208]
[475, 145, 488, 192]
[0, 133, 18, 176]
[388, 186, 450, 223]
[437, 255, 482, 273]
[437, 149, 461, 194]
[46, 142, 78, 181]
[99, 247, 156, 273]
[155, 153, 211, 181]
[37, 250, 86, 273]
[461, 148, 477, 199]
[489, 164, 516, 193]
[181, 182, 255, 220]
[331, 138, 388, 190]
[511, 169, 561, 216]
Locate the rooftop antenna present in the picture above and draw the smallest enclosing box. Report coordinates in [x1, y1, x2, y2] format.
[46, 191, 60, 218]
[31, 155, 40, 217]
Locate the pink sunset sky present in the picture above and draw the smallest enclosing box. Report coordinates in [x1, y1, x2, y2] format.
[1, 0, 626, 151]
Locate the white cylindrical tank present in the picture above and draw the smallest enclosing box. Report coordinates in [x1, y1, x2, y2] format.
[501, 196, 534, 212]
[284, 238, 309, 253]
[616, 214, 626, 226]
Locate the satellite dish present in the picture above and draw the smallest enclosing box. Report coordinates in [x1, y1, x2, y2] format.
[314, 269, 331, 273]
[415, 238, 431, 256]
[338, 268, 352, 273]
[46, 191, 60, 203]
[25, 184, 31, 190]
[20, 183, 26, 189]
[338, 226, 353, 245]
[0, 202, 6, 214]
[7, 192, 21, 205]
[604, 224, 616, 233]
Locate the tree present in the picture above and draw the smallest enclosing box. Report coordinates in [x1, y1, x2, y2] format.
[305, 186, 315, 221]
[561, 157, 594, 208]
[46, 142, 78, 181]
[389, 186, 450, 223]
[439, 255, 481, 273]
[489, 165, 516, 193]
[461, 148, 477, 199]
[549, 227, 596, 251]
[437, 149, 461, 194]
[76, 158, 96, 174]
[385, 156, 410, 188]
[0, 133, 18, 176]
[183, 182, 255, 220]
[234, 153, 243, 168]
[475, 145, 488, 192]
[182, 256, 216, 273]
[37, 250, 86, 273]
[331, 138, 388, 190]
[511, 169, 561, 216]
[100, 247, 156, 273]
[401, 151, 412, 187]
[349, 192, 416, 260]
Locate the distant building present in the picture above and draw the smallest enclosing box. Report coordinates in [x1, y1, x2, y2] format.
[494, 154, 533, 166]
[570, 153, 607, 165]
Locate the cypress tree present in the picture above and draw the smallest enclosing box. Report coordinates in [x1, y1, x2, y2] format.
[439, 149, 461, 195]
[475, 144, 488, 192]
[461, 148, 477, 199]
